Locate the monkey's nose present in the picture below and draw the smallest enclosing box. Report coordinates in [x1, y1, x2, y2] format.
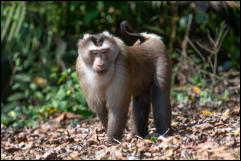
[96, 66, 107, 74]
[97, 63, 103, 67]
[97, 64, 105, 70]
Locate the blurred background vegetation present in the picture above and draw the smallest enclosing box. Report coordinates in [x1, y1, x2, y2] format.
[1, 1, 240, 127]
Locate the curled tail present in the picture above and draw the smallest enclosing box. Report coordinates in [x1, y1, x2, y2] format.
[120, 20, 146, 44]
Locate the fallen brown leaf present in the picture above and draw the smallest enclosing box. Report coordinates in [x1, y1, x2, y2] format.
[222, 109, 230, 119]
[193, 86, 202, 95]
[165, 148, 174, 157]
[53, 112, 83, 122]
[234, 127, 240, 136]
[196, 123, 214, 131]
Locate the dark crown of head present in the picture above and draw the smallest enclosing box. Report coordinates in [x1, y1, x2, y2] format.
[90, 34, 105, 46]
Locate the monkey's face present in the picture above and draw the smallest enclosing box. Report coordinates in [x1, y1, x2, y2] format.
[89, 48, 111, 74]
[78, 33, 120, 75]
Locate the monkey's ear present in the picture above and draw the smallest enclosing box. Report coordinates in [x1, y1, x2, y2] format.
[77, 39, 83, 48]
[102, 30, 111, 37]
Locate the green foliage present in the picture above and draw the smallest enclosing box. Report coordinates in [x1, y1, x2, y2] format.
[172, 86, 230, 106]
[195, 10, 209, 24]
[70, 118, 81, 125]
[44, 69, 91, 116]
[199, 89, 213, 106]
[171, 87, 189, 105]
[199, 88, 230, 106]
[189, 75, 206, 87]
[1, 68, 92, 127]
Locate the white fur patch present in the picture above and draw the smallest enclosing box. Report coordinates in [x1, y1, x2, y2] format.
[83, 33, 90, 40]
[84, 64, 96, 84]
[141, 32, 162, 40]
[82, 59, 115, 92]
[102, 31, 111, 37]
[102, 31, 125, 45]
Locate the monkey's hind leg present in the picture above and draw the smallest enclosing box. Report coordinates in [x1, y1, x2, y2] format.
[152, 74, 172, 136]
[131, 90, 151, 137]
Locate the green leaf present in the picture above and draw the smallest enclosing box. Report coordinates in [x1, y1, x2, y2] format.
[84, 10, 99, 24]
[30, 83, 37, 90]
[12, 83, 21, 90]
[97, 1, 104, 11]
[195, 10, 209, 24]
[58, 73, 68, 84]
[150, 136, 158, 142]
[7, 93, 25, 102]
[1, 114, 10, 125]
[34, 91, 44, 100]
[51, 66, 59, 73]
[15, 74, 31, 82]
[220, 89, 230, 100]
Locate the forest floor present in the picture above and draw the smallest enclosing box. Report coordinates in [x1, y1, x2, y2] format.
[1, 73, 240, 160]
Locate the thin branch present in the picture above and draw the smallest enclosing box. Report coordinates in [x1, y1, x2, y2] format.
[55, 38, 67, 72]
[207, 29, 216, 47]
[199, 70, 226, 88]
[217, 26, 230, 51]
[187, 37, 206, 62]
[196, 41, 215, 54]
[215, 23, 225, 47]
[208, 56, 214, 73]
[181, 13, 193, 58]
[168, 3, 178, 54]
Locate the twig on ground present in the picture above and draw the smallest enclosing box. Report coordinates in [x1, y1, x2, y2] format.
[112, 138, 121, 144]
[162, 128, 170, 136]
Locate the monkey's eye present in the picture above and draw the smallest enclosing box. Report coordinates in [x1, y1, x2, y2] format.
[102, 49, 109, 54]
[90, 51, 98, 55]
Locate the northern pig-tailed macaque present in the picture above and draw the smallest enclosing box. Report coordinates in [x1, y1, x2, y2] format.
[76, 21, 172, 141]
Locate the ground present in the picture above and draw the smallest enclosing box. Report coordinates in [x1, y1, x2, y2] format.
[1, 76, 240, 160]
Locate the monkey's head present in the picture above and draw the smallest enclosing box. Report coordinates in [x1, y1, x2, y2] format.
[77, 31, 122, 75]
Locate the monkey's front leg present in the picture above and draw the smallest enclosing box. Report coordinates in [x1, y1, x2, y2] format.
[95, 105, 108, 131]
[106, 102, 130, 140]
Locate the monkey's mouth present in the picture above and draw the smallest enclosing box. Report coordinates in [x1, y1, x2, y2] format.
[96, 69, 107, 74]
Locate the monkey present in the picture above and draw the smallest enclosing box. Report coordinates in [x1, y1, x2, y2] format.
[76, 22, 172, 141]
